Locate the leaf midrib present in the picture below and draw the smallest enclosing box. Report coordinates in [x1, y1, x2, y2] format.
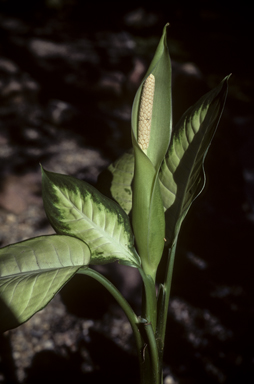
[0, 265, 80, 279]
[55, 184, 135, 258]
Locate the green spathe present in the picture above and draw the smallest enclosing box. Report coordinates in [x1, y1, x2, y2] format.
[131, 24, 172, 279]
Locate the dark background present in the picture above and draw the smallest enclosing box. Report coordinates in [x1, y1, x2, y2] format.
[0, 1, 253, 383]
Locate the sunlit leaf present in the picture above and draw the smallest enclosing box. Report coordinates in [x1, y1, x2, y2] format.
[0, 235, 90, 332]
[41, 168, 140, 267]
[159, 75, 230, 247]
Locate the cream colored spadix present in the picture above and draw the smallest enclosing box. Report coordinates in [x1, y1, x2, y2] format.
[138, 74, 155, 151]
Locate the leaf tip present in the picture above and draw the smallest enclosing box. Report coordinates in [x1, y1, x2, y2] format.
[39, 163, 45, 173]
[40, 164, 45, 179]
[163, 23, 170, 40]
[40, 165, 51, 178]
[221, 74, 232, 86]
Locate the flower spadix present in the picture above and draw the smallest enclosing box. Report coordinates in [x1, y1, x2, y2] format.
[131, 25, 172, 280]
[138, 74, 155, 152]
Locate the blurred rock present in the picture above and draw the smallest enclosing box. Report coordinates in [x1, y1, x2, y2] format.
[0, 58, 39, 102]
[128, 57, 146, 88]
[0, 15, 29, 33]
[124, 7, 159, 28]
[97, 71, 125, 95]
[29, 39, 68, 58]
[164, 375, 178, 384]
[46, 99, 76, 125]
[0, 57, 19, 74]
[0, 173, 41, 214]
[28, 38, 99, 71]
[95, 31, 135, 65]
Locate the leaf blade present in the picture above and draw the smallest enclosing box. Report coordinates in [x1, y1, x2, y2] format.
[41, 168, 140, 267]
[0, 235, 90, 332]
[160, 75, 230, 246]
[96, 149, 134, 215]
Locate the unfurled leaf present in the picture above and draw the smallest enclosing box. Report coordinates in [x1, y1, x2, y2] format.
[41, 168, 140, 267]
[0, 235, 90, 332]
[159, 75, 230, 247]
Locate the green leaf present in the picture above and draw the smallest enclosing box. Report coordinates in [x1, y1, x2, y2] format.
[159, 75, 230, 247]
[41, 168, 140, 267]
[96, 149, 134, 215]
[0, 235, 90, 332]
[131, 24, 172, 278]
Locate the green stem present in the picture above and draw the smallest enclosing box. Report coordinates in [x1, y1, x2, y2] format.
[141, 321, 162, 384]
[138, 267, 157, 333]
[78, 267, 162, 383]
[78, 267, 144, 365]
[156, 241, 177, 358]
[138, 267, 161, 383]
